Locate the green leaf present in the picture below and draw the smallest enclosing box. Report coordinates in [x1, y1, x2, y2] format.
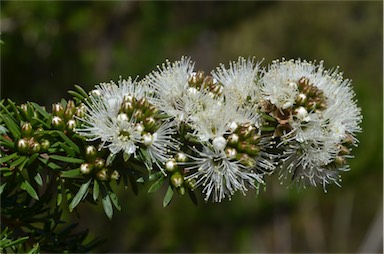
[148, 176, 165, 193]
[101, 189, 113, 219]
[26, 242, 40, 254]
[93, 180, 99, 201]
[188, 189, 198, 206]
[163, 185, 174, 207]
[26, 153, 39, 166]
[20, 179, 39, 200]
[7, 99, 21, 122]
[69, 179, 91, 212]
[30, 102, 50, 119]
[261, 112, 278, 122]
[54, 131, 80, 154]
[75, 84, 89, 98]
[260, 126, 276, 132]
[108, 190, 121, 211]
[34, 173, 43, 186]
[106, 153, 116, 166]
[10, 156, 27, 168]
[2, 115, 20, 139]
[1, 235, 29, 248]
[0, 182, 7, 195]
[50, 155, 84, 164]
[60, 168, 81, 178]
[0, 152, 17, 164]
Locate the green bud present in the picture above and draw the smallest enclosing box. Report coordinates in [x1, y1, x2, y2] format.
[94, 158, 105, 170]
[51, 116, 64, 130]
[171, 172, 184, 188]
[165, 159, 178, 173]
[237, 141, 248, 153]
[186, 178, 196, 189]
[175, 153, 188, 163]
[176, 186, 186, 195]
[225, 147, 237, 159]
[143, 117, 156, 130]
[17, 138, 29, 154]
[110, 170, 120, 180]
[246, 134, 261, 145]
[246, 144, 260, 156]
[96, 168, 109, 181]
[338, 145, 350, 155]
[227, 134, 239, 146]
[120, 101, 134, 115]
[80, 163, 93, 175]
[75, 104, 86, 118]
[29, 141, 41, 154]
[137, 97, 149, 109]
[40, 139, 51, 151]
[85, 146, 97, 162]
[52, 103, 64, 117]
[133, 110, 144, 121]
[21, 122, 33, 138]
[334, 156, 346, 166]
[237, 153, 256, 168]
[66, 119, 77, 133]
[64, 100, 76, 121]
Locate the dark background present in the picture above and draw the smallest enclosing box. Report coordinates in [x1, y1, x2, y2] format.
[1, 1, 382, 253]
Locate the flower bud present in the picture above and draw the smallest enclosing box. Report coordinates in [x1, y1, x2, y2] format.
[21, 122, 33, 138]
[120, 102, 134, 115]
[165, 159, 178, 173]
[175, 153, 188, 163]
[296, 93, 307, 105]
[29, 141, 41, 154]
[334, 156, 346, 166]
[66, 119, 77, 132]
[85, 146, 97, 162]
[237, 153, 256, 168]
[225, 147, 237, 159]
[246, 134, 261, 145]
[40, 139, 50, 151]
[338, 145, 350, 155]
[212, 136, 227, 151]
[17, 138, 29, 154]
[176, 186, 186, 195]
[133, 110, 144, 121]
[64, 100, 76, 121]
[246, 144, 260, 156]
[80, 163, 93, 175]
[96, 168, 109, 181]
[52, 103, 64, 117]
[75, 104, 86, 118]
[186, 178, 196, 189]
[142, 133, 154, 146]
[227, 134, 239, 146]
[110, 170, 120, 180]
[90, 89, 102, 97]
[143, 117, 156, 130]
[94, 158, 105, 170]
[52, 116, 64, 129]
[171, 172, 184, 188]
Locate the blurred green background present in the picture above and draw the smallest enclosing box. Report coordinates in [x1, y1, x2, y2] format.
[1, 1, 382, 253]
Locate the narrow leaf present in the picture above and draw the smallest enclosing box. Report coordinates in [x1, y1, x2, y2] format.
[20, 180, 39, 200]
[108, 190, 121, 211]
[148, 176, 165, 193]
[101, 189, 113, 219]
[10, 156, 27, 168]
[69, 179, 91, 211]
[2, 115, 20, 139]
[93, 180, 100, 201]
[34, 173, 43, 186]
[60, 168, 81, 178]
[163, 185, 174, 207]
[0, 152, 17, 164]
[30, 102, 50, 119]
[0, 182, 7, 195]
[50, 154, 84, 164]
[74, 84, 89, 98]
[55, 131, 80, 154]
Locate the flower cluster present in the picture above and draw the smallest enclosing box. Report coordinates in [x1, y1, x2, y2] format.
[75, 57, 362, 202]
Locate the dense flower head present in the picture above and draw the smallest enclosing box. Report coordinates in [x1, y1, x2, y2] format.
[74, 56, 361, 202]
[75, 77, 178, 170]
[259, 59, 362, 188]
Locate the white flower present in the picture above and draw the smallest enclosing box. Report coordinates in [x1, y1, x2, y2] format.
[76, 77, 178, 168]
[212, 57, 262, 108]
[185, 146, 264, 202]
[261, 59, 362, 187]
[142, 57, 195, 122]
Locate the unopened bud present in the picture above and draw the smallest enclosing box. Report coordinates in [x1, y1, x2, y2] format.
[212, 136, 227, 151]
[175, 153, 188, 163]
[96, 168, 109, 181]
[17, 138, 29, 154]
[75, 104, 86, 118]
[171, 172, 184, 188]
[52, 116, 64, 129]
[21, 122, 33, 138]
[80, 163, 93, 174]
[225, 147, 237, 159]
[29, 142, 41, 154]
[52, 103, 64, 117]
[85, 146, 97, 162]
[237, 153, 256, 168]
[40, 139, 50, 151]
[165, 159, 177, 173]
[142, 133, 154, 146]
[66, 119, 77, 132]
[227, 134, 239, 146]
[110, 170, 120, 180]
[64, 100, 76, 120]
[143, 117, 156, 130]
[94, 158, 105, 170]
